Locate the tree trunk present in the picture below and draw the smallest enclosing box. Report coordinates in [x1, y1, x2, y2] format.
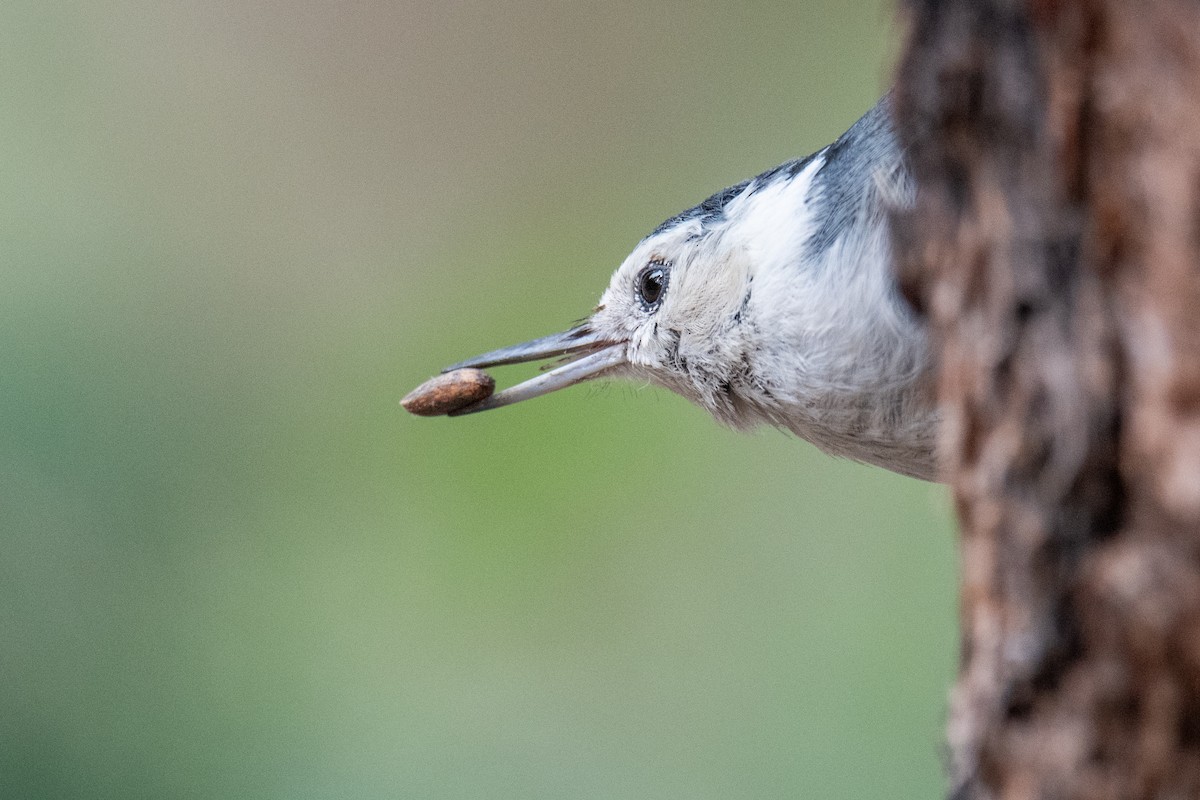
[891, 1, 1200, 798]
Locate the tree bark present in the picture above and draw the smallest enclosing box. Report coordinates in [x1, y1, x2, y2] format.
[891, 1, 1200, 798]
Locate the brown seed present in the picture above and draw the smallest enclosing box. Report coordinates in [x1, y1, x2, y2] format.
[402, 368, 495, 416]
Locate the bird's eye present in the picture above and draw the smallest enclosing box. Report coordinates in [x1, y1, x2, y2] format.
[635, 263, 669, 311]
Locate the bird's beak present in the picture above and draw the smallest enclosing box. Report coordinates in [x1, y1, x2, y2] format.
[442, 323, 626, 416]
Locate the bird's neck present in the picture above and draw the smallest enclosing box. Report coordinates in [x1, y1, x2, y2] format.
[714, 101, 940, 479]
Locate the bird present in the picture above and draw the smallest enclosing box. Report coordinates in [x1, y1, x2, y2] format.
[435, 96, 939, 481]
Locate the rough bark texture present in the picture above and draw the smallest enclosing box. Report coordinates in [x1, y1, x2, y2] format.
[892, 1, 1200, 798]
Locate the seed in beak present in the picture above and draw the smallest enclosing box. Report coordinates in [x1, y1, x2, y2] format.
[402, 368, 496, 417]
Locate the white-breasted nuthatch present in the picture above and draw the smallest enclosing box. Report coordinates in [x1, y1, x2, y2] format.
[434, 97, 939, 481]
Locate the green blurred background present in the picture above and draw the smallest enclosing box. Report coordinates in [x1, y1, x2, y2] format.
[1, 2, 957, 798]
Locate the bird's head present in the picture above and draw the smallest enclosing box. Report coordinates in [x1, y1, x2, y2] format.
[444, 209, 761, 425]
